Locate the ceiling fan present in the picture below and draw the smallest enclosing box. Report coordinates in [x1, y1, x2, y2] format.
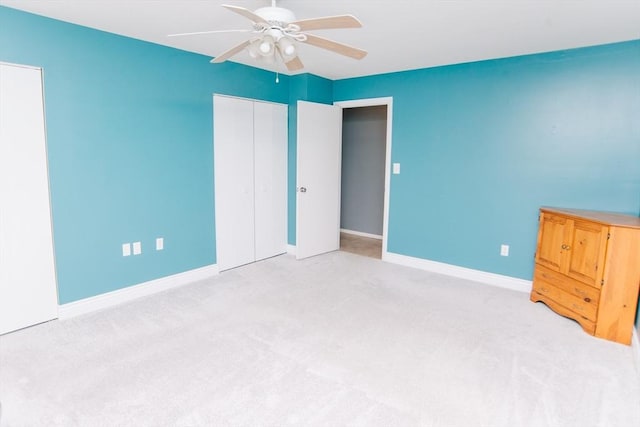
[169, 0, 367, 71]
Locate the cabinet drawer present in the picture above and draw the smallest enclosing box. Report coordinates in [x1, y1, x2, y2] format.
[533, 265, 599, 322]
[530, 290, 596, 335]
[534, 264, 600, 305]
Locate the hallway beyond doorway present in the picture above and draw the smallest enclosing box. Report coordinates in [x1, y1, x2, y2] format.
[340, 232, 382, 259]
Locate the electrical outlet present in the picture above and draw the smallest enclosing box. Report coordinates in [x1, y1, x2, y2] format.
[156, 237, 164, 251]
[500, 244, 509, 257]
[133, 241, 142, 255]
[122, 243, 131, 257]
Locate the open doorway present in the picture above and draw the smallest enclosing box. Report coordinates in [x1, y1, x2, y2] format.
[295, 97, 392, 261]
[339, 105, 388, 259]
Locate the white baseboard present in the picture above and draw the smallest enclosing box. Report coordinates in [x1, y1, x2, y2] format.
[340, 229, 383, 240]
[383, 252, 532, 293]
[58, 264, 219, 318]
[287, 244, 296, 255]
[632, 328, 640, 378]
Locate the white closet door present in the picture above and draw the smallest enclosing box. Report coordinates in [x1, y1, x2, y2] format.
[253, 102, 287, 261]
[213, 96, 255, 271]
[0, 64, 58, 334]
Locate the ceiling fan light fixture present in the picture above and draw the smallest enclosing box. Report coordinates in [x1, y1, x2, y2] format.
[262, 51, 276, 64]
[258, 35, 275, 55]
[278, 37, 296, 57]
[248, 42, 261, 59]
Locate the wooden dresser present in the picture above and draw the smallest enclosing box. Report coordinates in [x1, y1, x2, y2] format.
[530, 207, 640, 345]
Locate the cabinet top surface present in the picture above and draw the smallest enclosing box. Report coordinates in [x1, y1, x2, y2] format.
[541, 207, 640, 229]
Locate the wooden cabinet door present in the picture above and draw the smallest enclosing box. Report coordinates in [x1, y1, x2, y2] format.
[565, 220, 608, 288]
[536, 213, 572, 273]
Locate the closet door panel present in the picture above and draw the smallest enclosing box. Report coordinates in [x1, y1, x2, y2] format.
[213, 96, 255, 271]
[0, 64, 58, 334]
[253, 102, 287, 261]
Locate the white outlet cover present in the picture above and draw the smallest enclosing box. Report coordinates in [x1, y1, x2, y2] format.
[133, 241, 142, 255]
[122, 243, 131, 257]
[393, 163, 401, 174]
[156, 237, 164, 251]
[500, 244, 509, 256]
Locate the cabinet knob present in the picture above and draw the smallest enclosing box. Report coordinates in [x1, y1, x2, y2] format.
[561, 244, 571, 250]
[584, 297, 591, 303]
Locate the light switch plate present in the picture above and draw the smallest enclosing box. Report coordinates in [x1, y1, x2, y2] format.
[133, 241, 142, 255]
[156, 237, 164, 251]
[122, 243, 131, 257]
[393, 163, 400, 174]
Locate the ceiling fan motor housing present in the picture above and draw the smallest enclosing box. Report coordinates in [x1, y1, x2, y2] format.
[255, 6, 296, 28]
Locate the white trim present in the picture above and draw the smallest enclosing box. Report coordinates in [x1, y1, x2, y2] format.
[632, 328, 640, 379]
[334, 97, 393, 260]
[383, 252, 532, 293]
[212, 93, 288, 107]
[287, 244, 297, 255]
[58, 264, 219, 318]
[340, 228, 383, 240]
[0, 61, 42, 70]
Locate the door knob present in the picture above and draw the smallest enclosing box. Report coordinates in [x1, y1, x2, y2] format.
[299, 187, 307, 193]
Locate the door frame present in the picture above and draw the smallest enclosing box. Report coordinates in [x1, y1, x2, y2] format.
[334, 97, 393, 258]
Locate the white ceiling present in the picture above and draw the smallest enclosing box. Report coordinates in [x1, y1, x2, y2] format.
[2, 0, 639, 80]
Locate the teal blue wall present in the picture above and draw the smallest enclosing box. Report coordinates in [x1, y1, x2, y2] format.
[2, 6, 639, 312]
[334, 41, 640, 281]
[0, 6, 289, 303]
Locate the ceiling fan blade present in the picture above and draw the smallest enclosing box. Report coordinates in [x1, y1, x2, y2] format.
[284, 56, 304, 72]
[290, 15, 362, 31]
[222, 4, 269, 25]
[210, 39, 253, 63]
[302, 34, 367, 60]
[168, 29, 252, 37]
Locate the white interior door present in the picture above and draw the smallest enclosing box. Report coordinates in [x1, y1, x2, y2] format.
[254, 101, 287, 261]
[0, 63, 58, 334]
[213, 95, 255, 271]
[296, 100, 342, 259]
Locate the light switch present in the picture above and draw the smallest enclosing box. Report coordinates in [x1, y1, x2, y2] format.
[122, 243, 131, 257]
[133, 241, 142, 255]
[393, 163, 401, 174]
[156, 237, 164, 251]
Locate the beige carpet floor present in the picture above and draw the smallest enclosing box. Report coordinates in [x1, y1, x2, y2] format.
[1, 251, 639, 426]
